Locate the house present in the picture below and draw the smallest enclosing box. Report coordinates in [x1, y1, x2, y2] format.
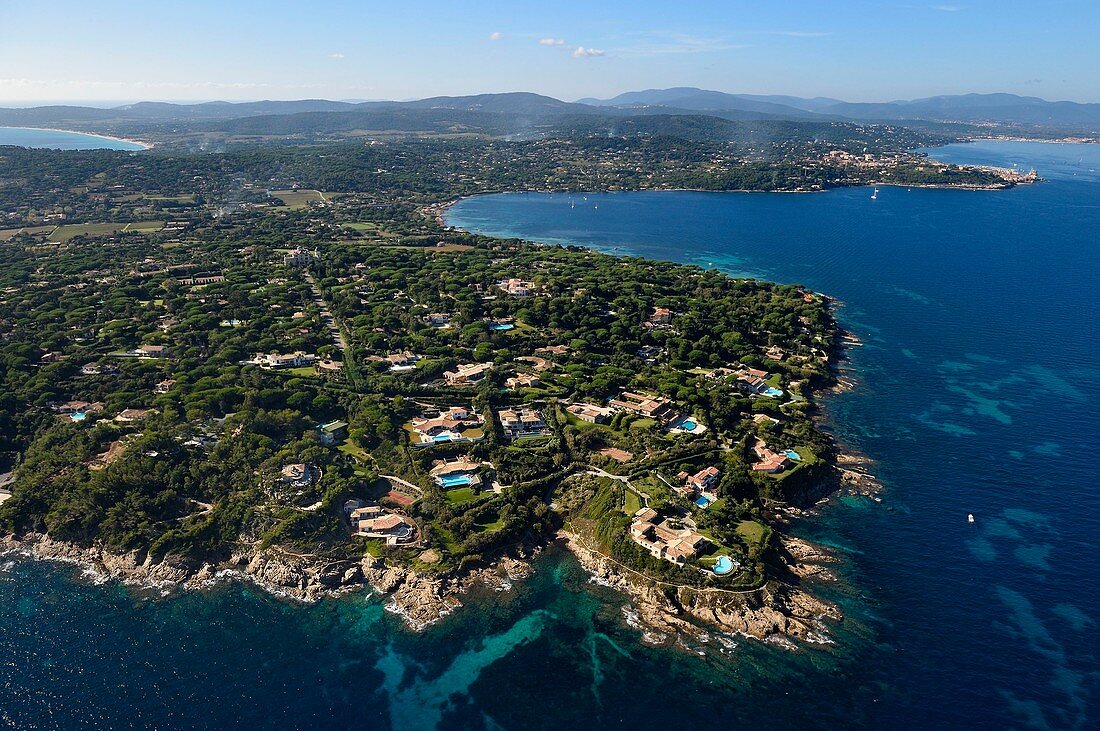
[279, 463, 316, 487]
[751, 441, 791, 474]
[356, 513, 417, 545]
[628, 509, 708, 565]
[608, 391, 678, 422]
[409, 406, 483, 445]
[649, 307, 673, 326]
[636, 345, 663, 362]
[686, 466, 721, 493]
[426, 312, 452, 328]
[315, 358, 343, 373]
[505, 373, 542, 390]
[115, 408, 154, 423]
[429, 458, 483, 487]
[498, 408, 549, 441]
[318, 420, 349, 445]
[535, 345, 571, 357]
[251, 351, 316, 369]
[53, 400, 104, 415]
[385, 351, 420, 370]
[443, 362, 493, 386]
[155, 379, 177, 394]
[567, 402, 614, 424]
[39, 351, 65, 364]
[136, 344, 169, 358]
[283, 248, 317, 267]
[496, 278, 536, 297]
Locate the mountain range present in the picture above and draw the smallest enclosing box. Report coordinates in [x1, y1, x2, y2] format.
[1, 88, 1097, 137]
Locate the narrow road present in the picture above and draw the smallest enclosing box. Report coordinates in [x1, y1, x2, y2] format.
[587, 467, 650, 508]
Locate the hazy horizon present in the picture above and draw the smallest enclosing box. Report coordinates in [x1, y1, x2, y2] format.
[2, 0, 1098, 105]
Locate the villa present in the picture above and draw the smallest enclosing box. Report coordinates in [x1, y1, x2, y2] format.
[686, 466, 720, 492]
[250, 351, 316, 369]
[425, 312, 452, 328]
[629, 508, 709, 565]
[115, 408, 154, 423]
[155, 379, 177, 394]
[505, 373, 542, 390]
[133, 344, 169, 359]
[646, 307, 673, 327]
[356, 512, 417, 545]
[443, 362, 493, 386]
[567, 402, 614, 424]
[283, 248, 317, 267]
[751, 441, 791, 474]
[498, 408, 550, 441]
[535, 345, 571, 357]
[279, 463, 316, 487]
[384, 351, 421, 370]
[429, 458, 483, 488]
[609, 391, 679, 423]
[496, 278, 537, 297]
[409, 406, 483, 445]
[317, 420, 349, 445]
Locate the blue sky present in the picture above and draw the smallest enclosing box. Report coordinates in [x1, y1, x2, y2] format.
[0, 0, 1096, 104]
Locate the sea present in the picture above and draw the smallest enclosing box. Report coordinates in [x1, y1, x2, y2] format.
[0, 126, 146, 151]
[2, 141, 1098, 729]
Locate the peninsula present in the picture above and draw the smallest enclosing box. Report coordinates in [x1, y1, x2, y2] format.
[0, 120, 932, 645]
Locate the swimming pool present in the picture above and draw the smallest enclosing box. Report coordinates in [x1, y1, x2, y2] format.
[695, 495, 712, 508]
[491, 323, 514, 331]
[712, 555, 736, 576]
[681, 419, 697, 431]
[438, 474, 474, 488]
[764, 387, 784, 397]
[70, 412, 87, 422]
[785, 450, 802, 461]
[432, 434, 455, 443]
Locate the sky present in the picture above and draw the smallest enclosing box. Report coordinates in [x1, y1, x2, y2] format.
[0, 0, 1096, 105]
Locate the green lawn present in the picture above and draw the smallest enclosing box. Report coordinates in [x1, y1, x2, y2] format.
[623, 489, 642, 515]
[445, 487, 480, 505]
[736, 520, 767, 547]
[284, 366, 317, 378]
[52, 221, 165, 242]
[629, 417, 656, 431]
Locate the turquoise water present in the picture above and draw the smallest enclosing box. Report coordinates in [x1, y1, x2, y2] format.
[439, 474, 474, 487]
[69, 412, 86, 422]
[681, 419, 697, 430]
[694, 495, 712, 508]
[3, 141, 1099, 728]
[785, 450, 802, 461]
[0, 126, 146, 151]
[491, 323, 515, 331]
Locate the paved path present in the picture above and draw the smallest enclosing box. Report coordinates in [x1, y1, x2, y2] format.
[586, 467, 650, 508]
[380, 474, 423, 495]
[304, 272, 348, 353]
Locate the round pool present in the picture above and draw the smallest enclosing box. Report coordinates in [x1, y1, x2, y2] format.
[713, 555, 736, 576]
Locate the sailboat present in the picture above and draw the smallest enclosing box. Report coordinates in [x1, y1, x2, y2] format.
[871, 187, 879, 200]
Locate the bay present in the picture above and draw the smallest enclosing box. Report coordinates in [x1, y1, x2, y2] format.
[0, 126, 147, 151]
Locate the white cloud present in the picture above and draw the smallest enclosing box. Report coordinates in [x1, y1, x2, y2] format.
[328, 53, 345, 59]
[539, 38, 565, 46]
[572, 46, 605, 58]
[488, 31, 503, 41]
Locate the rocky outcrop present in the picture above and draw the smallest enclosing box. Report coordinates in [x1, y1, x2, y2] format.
[559, 530, 840, 648]
[0, 533, 535, 632]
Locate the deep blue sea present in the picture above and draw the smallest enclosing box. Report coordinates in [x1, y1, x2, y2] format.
[0, 126, 146, 150]
[3, 141, 1099, 729]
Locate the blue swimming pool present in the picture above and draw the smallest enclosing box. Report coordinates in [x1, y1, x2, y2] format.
[432, 434, 455, 443]
[713, 555, 736, 576]
[680, 419, 697, 431]
[695, 495, 712, 508]
[764, 387, 783, 397]
[439, 474, 473, 488]
[70, 412, 87, 422]
[785, 450, 802, 461]
[491, 323, 514, 331]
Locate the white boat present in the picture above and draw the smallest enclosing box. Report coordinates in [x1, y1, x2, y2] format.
[968, 513, 975, 524]
[871, 187, 879, 200]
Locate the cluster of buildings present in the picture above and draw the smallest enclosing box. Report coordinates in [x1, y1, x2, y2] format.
[566, 402, 615, 424]
[675, 466, 721, 507]
[282, 248, 318, 267]
[429, 458, 483, 489]
[629, 508, 709, 565]
[644, 307, 674, 328]
[369, 351, 420, 372]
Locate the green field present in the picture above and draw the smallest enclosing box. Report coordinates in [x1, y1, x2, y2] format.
[623, 489, 642, 515]
[445, 487, 480, 505]
[269, 190, 338, 209]
[0, 225, 56, 241]
[51, 221, 165, 242]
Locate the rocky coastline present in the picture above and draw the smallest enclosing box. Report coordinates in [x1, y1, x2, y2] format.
[0, 532, 534, 632]
[559, 529, 841, 647]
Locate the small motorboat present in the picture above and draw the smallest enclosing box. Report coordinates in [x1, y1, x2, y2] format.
[967, 513, 975, 524]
